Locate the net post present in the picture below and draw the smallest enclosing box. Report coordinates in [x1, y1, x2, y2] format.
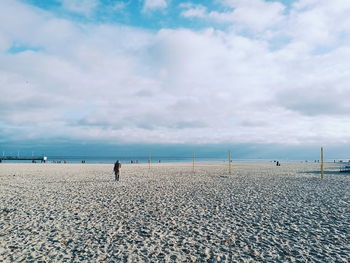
[321, 147, 324, 178]
[192, 152, 195, 173]
[228, 151, 231, 174]
[148, 152, 151, 170]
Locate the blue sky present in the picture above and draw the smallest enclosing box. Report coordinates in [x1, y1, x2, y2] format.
[18, 0, 297, 31]
[19, 0, 223, 29]
[1, 0, 350, 157]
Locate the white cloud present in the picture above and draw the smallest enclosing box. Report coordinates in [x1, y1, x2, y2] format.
[112, 1, 127, 11]
[1, 0, 350, 145]
[59, 0, 99, 16]
[180, 3, 207, 18]
[143, 0, 168, 12]
[286, 0, 350, 50]
[181, 0, 286, 32]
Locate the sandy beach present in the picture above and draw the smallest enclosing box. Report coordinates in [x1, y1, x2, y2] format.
[0, 162, 349, 262]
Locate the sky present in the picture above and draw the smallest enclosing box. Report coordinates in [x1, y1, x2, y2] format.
[1, 0, 350, 157]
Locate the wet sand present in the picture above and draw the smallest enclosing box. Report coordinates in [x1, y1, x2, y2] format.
[1, 162, 349, 262]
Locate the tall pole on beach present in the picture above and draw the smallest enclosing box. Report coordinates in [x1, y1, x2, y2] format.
[228, 151, 231, 174]
[321, 147, 324, 178]
[148, 152, 151, 170]
[192, 152, 195, 173]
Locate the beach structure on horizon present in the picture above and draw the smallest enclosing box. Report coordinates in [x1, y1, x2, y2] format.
[339, 165, 350, 173]
[0, 155, 47, 162]
[339, 159, 350, 173]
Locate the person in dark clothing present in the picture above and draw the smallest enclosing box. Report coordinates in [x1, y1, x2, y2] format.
[114, 160, 121, 181]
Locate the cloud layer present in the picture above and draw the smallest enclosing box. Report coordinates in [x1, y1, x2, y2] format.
[143, 0, 168, 12]
[1, 0, 350, 145]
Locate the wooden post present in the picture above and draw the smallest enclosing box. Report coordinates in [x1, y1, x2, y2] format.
[321, 147, 324, 178]
[228, 151, 231, 174]
[192, 152, 195, 173]
[149, 153, 151, 169]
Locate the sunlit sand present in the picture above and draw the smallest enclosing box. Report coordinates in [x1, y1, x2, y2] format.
[1, 162, 349, 262]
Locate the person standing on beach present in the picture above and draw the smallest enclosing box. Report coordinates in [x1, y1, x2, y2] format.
[114, 160, 121, 181]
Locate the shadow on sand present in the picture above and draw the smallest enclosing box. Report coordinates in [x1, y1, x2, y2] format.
[44, 179, 113, 184]
[301, 170, 344, 175]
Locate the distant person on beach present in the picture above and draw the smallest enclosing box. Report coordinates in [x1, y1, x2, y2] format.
[114, 160, 121, 181]
[276, 161, 280, 166]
